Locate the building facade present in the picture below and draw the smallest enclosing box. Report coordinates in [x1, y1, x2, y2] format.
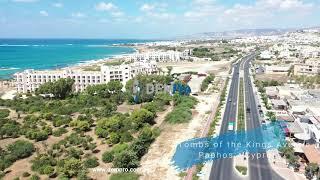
[125, 51, 184, 62]
[294, 59, 320, 76]
[265, 65, 291, 74]
[15, 61, 158, 93]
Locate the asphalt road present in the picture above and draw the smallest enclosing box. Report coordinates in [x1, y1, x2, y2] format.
[244, 55, 284, 180]
[209, 54, 284, 180]
[209, 57, 242, 180]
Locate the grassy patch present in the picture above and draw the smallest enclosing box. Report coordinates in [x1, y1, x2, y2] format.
[82, 66, 101, 71]
[236, 166, 247, 175]
[237, 78, 245, 131]
[165, 95, 198, 124]
[208, 78, 229, 135]
[0, 109, 10, 118]
[104, 60, 124, 66]
[201, 74, 215, 92]
[110, 173, 140, 180]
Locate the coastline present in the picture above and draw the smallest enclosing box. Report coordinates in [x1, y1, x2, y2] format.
[0, 45, 140, 80]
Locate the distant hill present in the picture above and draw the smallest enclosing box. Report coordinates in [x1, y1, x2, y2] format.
[176, 27, 317, 40]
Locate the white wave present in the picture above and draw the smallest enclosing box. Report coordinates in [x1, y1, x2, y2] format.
[0, 44, 30, 47]
[87, 45, 114, 48]
[0, 67, 20, 71]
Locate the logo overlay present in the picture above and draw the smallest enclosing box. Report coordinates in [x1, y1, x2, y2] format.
[171, 122, 285, 170]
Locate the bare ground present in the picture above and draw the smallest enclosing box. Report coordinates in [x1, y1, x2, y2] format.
[255, 74, 289, 83]
[138, 93, 219, 180]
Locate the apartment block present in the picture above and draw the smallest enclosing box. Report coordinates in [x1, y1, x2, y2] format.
[294, 59, 320, 76]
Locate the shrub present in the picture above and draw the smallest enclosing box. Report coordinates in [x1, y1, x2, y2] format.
[84, 157, 99, 168]
[25, 130, 49, 141]
[108, 132, 120, 145]
[201, 74, 215, 91]
[130, 109, 155, 129]
[120, 132, 133, 143]
[102, 151, 114, 163]
[166, 95, 197, 124]
[113, 150, 139, 168]
[52, 128, 68, 137]
[0, 109, 10, 118]
[31, 154, 57, 175]
[22, 172, 31, 177]
[57, 157, 84, 178]
[0, 121, 21, 138]
[7, 140, 35, 159]
[110, 173, 140, 180]
[29, 175, 40, 180]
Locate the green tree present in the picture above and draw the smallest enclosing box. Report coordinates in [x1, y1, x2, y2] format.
[305, 163, 319, 180]
[130, 109, 155, 129]
[86, 84, 110, 98]
[113, 150, 139, 168]
[37, 78, 74, 99]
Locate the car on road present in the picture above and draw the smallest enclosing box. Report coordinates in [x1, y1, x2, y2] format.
[229, 99, 232, 102]
[246, 107, 251, 113]
[228, 122, 234, 131]
[233, 102, 236, 106]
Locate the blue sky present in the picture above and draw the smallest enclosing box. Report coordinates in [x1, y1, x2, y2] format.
[0, 0, 319, 39]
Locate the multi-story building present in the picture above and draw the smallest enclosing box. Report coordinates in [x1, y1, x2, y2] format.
[15, 61, 158, 93]
[294, 59, 320, 76]
[300, 47, 320, 59]
[125, 51, 184, 62]
[265, 64, 291, 74]
[259, 50, 273, 60]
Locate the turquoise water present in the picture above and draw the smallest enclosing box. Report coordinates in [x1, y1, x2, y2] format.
[0, 39, 150, 79]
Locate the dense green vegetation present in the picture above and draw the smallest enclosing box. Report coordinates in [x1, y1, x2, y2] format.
[237, 78, 245, 131]
[36, 78, 74, 99]
[125, 74, 173, 104]
[278, 142, 299, 170]
[165, 94, 198, 123]
[0, 109, 10, 118]
[266, 111, 276, 122]
[305, 163, 319, 179]
[0, 74, 196, 179]
[0, 118, 21, 139]
[192, 48, 219, 61]
[292, 75, 320, 89]
[110, 173, 140, 180]
[192, 47, 238, 60]
[0, 140, 35, 171]
[201, 74, 215, 92]
[104, 60, 125, 66]
[254, 80, 282, 110]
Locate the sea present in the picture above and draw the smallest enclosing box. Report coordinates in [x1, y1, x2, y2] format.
[0, 39, 152, 79]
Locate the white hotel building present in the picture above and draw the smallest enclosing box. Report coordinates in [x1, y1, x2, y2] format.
[15, 61, 158, 93]
[125, 51, 185, 62]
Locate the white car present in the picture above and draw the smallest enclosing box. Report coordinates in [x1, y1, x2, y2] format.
[228, 122, 234, 131]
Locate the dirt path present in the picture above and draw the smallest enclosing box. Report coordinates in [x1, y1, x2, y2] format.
[138, 93, 218, 180]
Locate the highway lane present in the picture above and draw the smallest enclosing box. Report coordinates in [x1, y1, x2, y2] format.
[243, 56, 284, 180]
[209, 56, 244, 180]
